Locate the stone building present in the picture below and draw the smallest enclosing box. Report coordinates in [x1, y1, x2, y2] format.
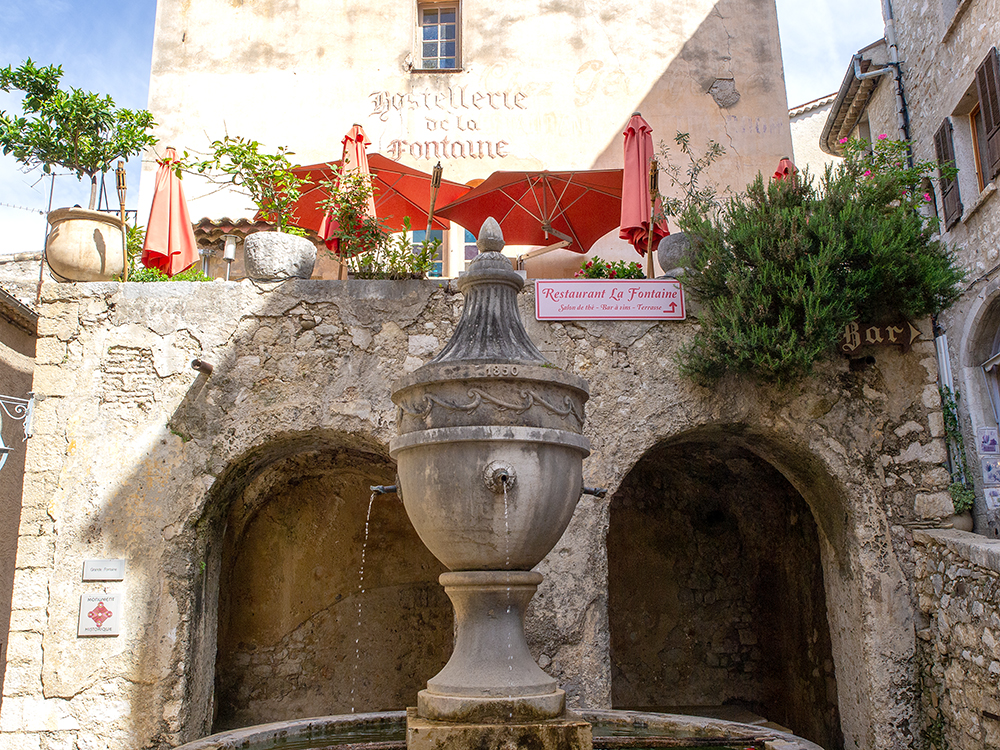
[821, 1, 1000, 747]
[140, 0, 793, 279]
[4, 3, 1000, 750]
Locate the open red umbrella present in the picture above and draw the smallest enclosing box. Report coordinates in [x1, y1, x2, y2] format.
[435, 169, 624, 254]
[142, 147, 199, 276]
[284, 153, 471, 237]
[619, 113, 669, 258]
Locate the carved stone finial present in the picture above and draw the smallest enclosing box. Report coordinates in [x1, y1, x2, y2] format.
[476, 217, 505, 254]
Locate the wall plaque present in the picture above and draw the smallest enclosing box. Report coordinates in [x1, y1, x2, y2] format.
[78, 592, 122, 637]
[535, 280, 685, 321]
[839, 321, 922, 354]
[83, 559, 125, 581]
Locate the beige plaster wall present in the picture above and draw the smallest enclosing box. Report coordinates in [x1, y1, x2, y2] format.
[141, 0, 792, 279]
[788, 97, 839, 179]
[0, 276, 961, 750]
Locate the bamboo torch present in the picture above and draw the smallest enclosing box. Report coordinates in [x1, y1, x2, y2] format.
[116, 160, 128, 281]
[645, 156, 659, 278]
[426, 161, 444, 236]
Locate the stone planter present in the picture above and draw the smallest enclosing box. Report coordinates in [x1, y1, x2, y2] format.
[45, 207, 125, 282]
[244, 231, 316, 280]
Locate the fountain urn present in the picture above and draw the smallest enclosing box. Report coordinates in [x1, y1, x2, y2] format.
[390, 219, 591, 724]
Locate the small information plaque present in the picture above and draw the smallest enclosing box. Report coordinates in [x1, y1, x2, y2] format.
[82, 559, 125, 581]
[78, 592, 122, 637]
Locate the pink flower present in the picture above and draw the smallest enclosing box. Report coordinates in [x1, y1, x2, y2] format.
[924, 192, 932, 202]
[863, 170, 872, 177]
[877, 134, 889, 140]
[838, 137, 849, 144]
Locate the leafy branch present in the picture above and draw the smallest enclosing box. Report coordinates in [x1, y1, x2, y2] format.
[0, 59, 157, 210]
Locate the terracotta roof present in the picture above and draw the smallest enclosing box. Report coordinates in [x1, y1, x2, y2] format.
[788, 94, 837, 118]
[192, 217, 324, 253]
[820, 39, 890, 156]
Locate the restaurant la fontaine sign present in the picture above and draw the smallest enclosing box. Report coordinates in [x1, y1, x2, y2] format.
[535, 280, 685, 321]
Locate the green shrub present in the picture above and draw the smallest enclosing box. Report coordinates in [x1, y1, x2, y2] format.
[678, 136, 963, 384]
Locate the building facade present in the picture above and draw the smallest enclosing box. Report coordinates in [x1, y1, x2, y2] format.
[822, 1, 1000, 747]
[140, 0, 793, 279]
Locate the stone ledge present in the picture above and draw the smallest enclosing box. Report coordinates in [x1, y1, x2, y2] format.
[913, 529, 1000, 572]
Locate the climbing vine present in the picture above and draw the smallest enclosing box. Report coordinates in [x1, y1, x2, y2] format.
[940, 385, 975, 513]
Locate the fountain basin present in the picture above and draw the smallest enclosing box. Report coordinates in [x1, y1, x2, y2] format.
[171, 710, 824, 750]
[390, 426, 590, 570]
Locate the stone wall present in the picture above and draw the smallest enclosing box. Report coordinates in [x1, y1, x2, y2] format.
[912, 529, 1000, 749]
[607, 441, 841, 750]
[0, 278, 967, 750]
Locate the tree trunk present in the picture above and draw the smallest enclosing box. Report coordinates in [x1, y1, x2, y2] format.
[88, 174, 98, 210]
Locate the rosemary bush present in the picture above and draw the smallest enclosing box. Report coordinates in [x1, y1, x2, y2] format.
[679, 136, 963, 384]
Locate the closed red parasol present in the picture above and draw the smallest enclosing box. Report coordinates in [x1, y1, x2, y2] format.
[141, 147, 199, 276]
[435, 169, 624, 254]
[619, 113, 669, 258]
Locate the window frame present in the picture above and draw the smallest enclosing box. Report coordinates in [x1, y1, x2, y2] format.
[414, 1, 461, 72]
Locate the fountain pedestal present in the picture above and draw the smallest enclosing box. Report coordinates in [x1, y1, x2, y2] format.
[407, 709, 593, 750]
[391, 219, 593, 750]
[418, 572, 564, 723]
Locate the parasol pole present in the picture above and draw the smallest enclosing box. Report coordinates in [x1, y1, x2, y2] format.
[425, 161, 444, 236]
[645, 156, 659, 278]
[116, 160, 128, 281]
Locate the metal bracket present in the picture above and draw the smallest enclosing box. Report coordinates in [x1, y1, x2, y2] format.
[0, 393, 33, 475]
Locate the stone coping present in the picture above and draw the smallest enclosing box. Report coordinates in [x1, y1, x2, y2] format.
[913, 529, 1000, 573]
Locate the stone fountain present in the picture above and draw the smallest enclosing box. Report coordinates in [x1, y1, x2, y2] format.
[389, 218, 593, 750]
[170, 219, 825, 750]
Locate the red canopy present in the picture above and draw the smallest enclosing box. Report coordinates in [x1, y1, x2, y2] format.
[619, 113, 669, 256]
[281, 154, 471, 237]
[435, 169, 624, 254]
[142, 148, 199, 276]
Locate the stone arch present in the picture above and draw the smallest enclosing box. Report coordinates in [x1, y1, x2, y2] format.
[181, 428, 451, 733]
[602, 423, 912, 750]
[955, 280, 1000, 533]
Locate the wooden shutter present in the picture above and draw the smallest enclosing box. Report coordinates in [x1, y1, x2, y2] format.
[934, 119, 963, 229]
[976, 47, 1000, 182]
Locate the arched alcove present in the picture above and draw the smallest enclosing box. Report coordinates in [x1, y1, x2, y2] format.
[210, 442, 451, 731]
[608, 439, 843, 750]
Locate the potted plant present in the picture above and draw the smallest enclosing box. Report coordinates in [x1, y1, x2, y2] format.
[322, 171, 439, 279]
[0, 59, 157, 280]
[190, 136, 315, 280]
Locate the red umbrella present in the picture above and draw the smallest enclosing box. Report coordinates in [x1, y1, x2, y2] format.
[619, 113, 669, 257]
[773, 157, 798, 182]
[435, 169, 624, 253]
[142, 147, 199, 276]
[283, 153, 471, 237]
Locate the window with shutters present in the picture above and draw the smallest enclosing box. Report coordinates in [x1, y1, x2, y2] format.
[934, 119, 963, 229]
[416, 2, 460, 71]
[975, 47, 1000, 185]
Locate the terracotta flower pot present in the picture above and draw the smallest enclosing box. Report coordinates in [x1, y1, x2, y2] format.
[45, 207, 125, 282]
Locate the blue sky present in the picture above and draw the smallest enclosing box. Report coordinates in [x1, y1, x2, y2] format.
[0, 0, 885, 256]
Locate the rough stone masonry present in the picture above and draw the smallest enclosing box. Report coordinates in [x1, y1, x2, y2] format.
[0, 278, 992, 750]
